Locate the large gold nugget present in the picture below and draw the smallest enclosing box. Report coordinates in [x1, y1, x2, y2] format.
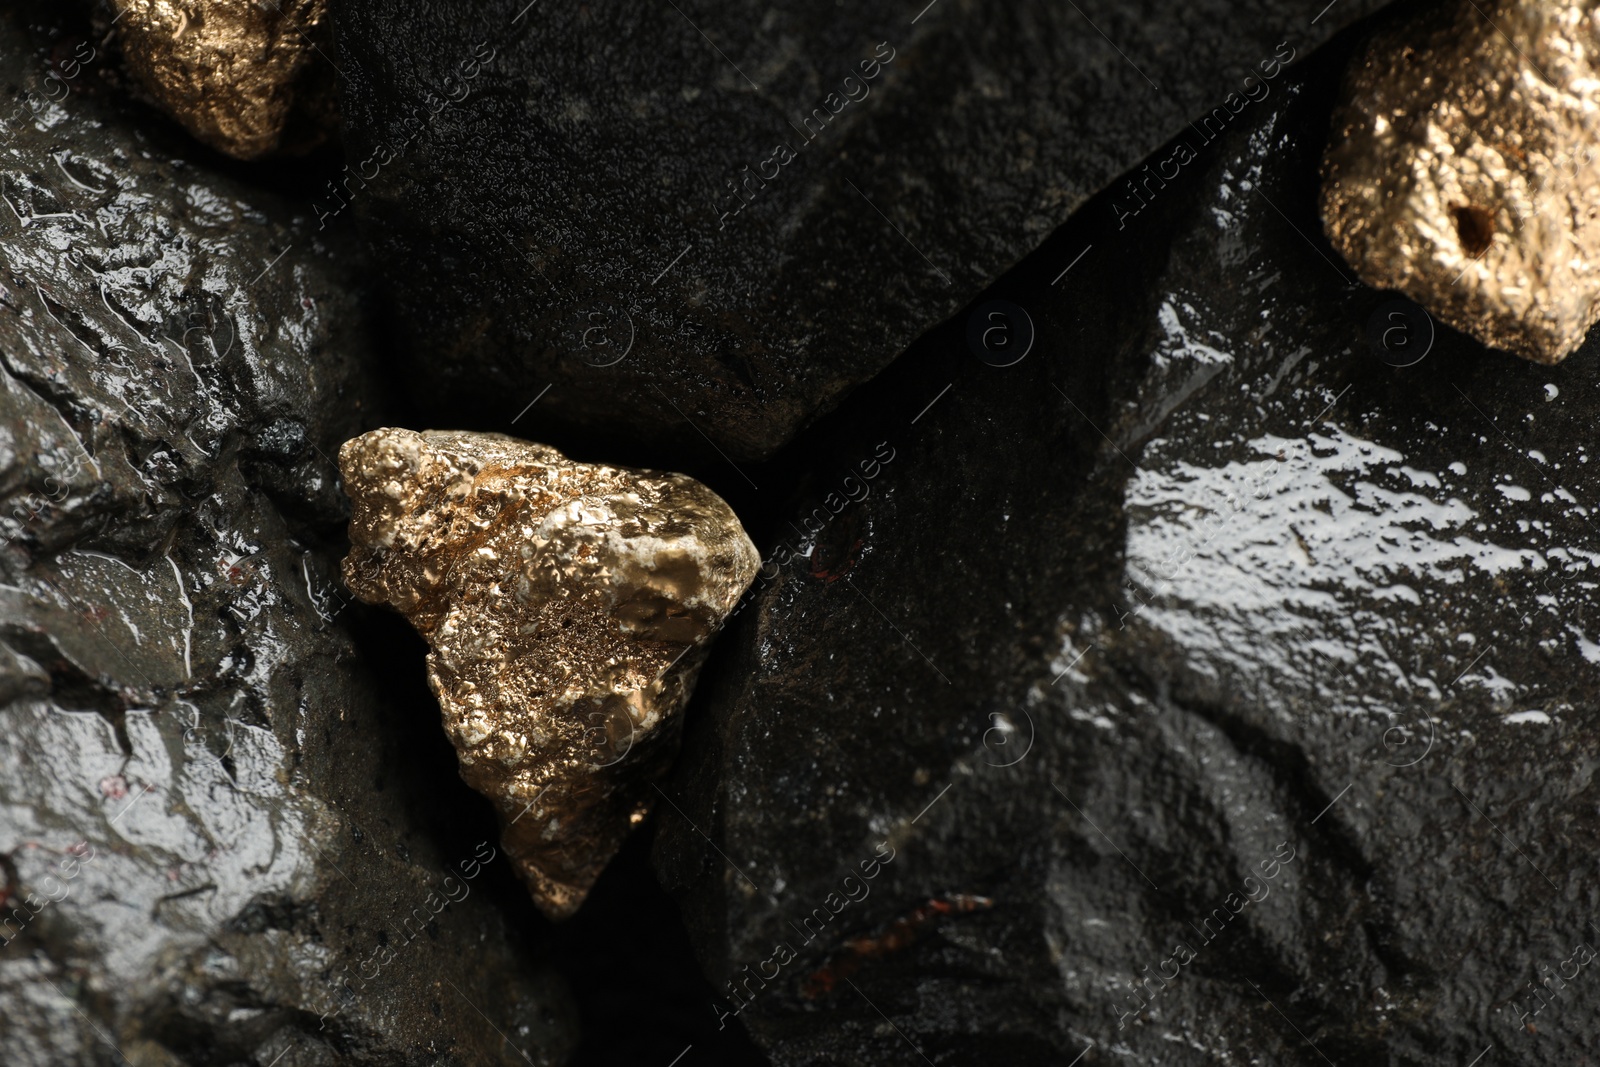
[1321, 0, 1600, 363]
[109, 0, 334, 160]
[339, 429, 759, 919]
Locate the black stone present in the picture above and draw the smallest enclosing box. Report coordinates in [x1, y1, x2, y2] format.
[657, 17, 1600, 1065]
[0, 10, 575, 1064]
[331, 0, 1385, 461]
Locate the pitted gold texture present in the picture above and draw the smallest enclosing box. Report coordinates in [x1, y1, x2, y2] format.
[1321, 0, 1600, 363]
[109, 0, 334, 160]
[339, 429, 760, 919]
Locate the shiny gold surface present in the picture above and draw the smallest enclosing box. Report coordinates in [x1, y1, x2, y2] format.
[1321, 0, 1600, 363]
[109, 0, 333, 159]
[339, 429, 760, 919]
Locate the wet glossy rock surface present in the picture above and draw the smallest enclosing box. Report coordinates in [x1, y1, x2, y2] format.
[0, 11, 573, 1065]
[657, 29, 1600, 1066]
[330, 0, 1385, 461]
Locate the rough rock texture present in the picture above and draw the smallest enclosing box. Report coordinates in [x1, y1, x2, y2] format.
[340, 429, 760, 921]
[331, 0, 1387, 461]
[0, 11, 573, 1065]
[657, 28, 1600, 1067]
[1322, 0, 1600, 364]
[103, 0, 337, 159]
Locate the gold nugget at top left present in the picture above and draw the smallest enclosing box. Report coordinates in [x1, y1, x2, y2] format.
[105, 0, 337, 159]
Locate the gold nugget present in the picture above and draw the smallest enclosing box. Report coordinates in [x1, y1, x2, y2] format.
[1322, 0, 1600, 363]
[109, 0, 335, 159]
[339, 429, 759, 919]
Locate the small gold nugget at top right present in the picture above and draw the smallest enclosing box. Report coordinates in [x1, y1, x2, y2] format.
[1321, 0, 1600, 364]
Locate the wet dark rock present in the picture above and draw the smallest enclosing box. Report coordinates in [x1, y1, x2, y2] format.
[330, 0, 1385, 461]
[656, 21, 1600, 1066]
[0, 11, 574, 1065]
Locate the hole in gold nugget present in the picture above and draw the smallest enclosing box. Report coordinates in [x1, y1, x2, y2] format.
[1450, 203, 1495, 256]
